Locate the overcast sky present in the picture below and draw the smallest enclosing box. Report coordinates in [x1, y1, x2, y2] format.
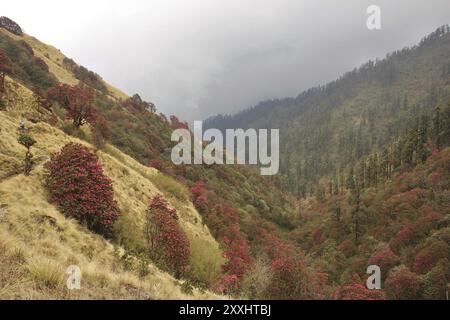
[3, 0, 450, 121]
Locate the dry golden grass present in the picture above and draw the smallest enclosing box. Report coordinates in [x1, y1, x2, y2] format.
[0, 29, 128, 101]
[0, 77, 225, 300]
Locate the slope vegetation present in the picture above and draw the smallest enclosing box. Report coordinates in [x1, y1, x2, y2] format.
[0, 76, 223, 299]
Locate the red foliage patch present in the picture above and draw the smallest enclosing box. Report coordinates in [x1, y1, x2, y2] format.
[221, 225, 252, 289]
[412, 241, 449, 274]
[44, 143, 120, 237]
[190, 180, 209, 213]
[333, 283, 385, 300]
[368, 246, 399, 275]
[47, 83, 96, 127]
[146, 195, 191, 277]
[385, 267, 419, 300]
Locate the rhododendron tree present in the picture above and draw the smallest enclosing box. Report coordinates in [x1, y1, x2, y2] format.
[390, 223, 415, 252]
[47, 83, 96, 127]
[145, 195, 190, 277]
[90, 111, 109, 149]
[221, 225, 252, 286]
[412, 240, 449, 274]
[264, 234, 320, 299]
[44, 143, 120, 237]
[190, 180, 208, 213]
[384, 266, 419, 300]
[215, 274, 240, 295]
[333, 283, 385, 300]
[368, 246, 399, 277]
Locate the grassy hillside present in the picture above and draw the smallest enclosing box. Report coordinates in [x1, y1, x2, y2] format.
[0, 76, 223, 299]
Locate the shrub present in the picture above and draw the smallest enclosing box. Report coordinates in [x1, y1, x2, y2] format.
[144, 195, 190, 277]
[17, 134, 36, 176]
[44, 143, 120, 237]
[190, 181, 208, 212]
[47, 84, 96, 128]
[150, 173, 188, 201]
[333, 283, 385, 300]
[263, 234, 320, 299]
[0, 33, 57, 89]
[419, 260, 449, 299]
[221, 224, 252, 291]
[241, 256, 273, 299]
[385, 266, 420, 300]
[367, 246, 399, 277]
[412, 241, 449, 274]
[0, 97, 6, 111]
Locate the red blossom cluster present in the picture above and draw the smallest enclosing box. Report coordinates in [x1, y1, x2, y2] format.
[189, 181, 208, 213]
[368, 246, 399, 276]
[47, 83, 96, 127]
[146, 195, 191, 277]
[44, 143, 120, 237]
[412, 240, 449, 274]
[385, 267, 420, 300]
[219, 225, 252, 292]
[333, 283, 385, 300]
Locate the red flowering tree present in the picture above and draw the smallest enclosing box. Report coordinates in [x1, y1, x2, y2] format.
[222, 225, 252, 278]
[90, 111, 110, 149]
[384, 267, 420, 300]
[0, 48, 12, 90]
[47, 83, 96, 127]
[145, 195, 190, 277]
[368, 246, 399, 277]
[44, 143, 120, 237]
[390, 223, 415, 252]
[333, 283, 385, 300]
[412, 240, 449, 274]
[264, 235, 318, 299]
[214, 224, 252, 294]
[190, 180, 209, 213]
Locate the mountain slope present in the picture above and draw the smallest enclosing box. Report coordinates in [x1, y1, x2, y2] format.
[0, 75, 223, 299]
[1, 18, 300, 299]
[205, 26, 450, 196]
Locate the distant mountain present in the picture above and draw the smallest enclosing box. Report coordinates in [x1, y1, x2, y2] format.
[206, 25, 450, 197]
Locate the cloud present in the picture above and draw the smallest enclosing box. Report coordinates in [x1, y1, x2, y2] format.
[2, 0, 450, 121]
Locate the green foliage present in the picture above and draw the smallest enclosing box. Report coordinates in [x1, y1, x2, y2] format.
[0, 32, 57, 89]
[149, 173, 188, 202]
[205, 26, 450, 198]
[188, 236, 225, 287]
[18, 134, 36, 150]
[17, 134, 36, 176]
[63, 57, 108, 93]
[0, 97, 6, 111]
